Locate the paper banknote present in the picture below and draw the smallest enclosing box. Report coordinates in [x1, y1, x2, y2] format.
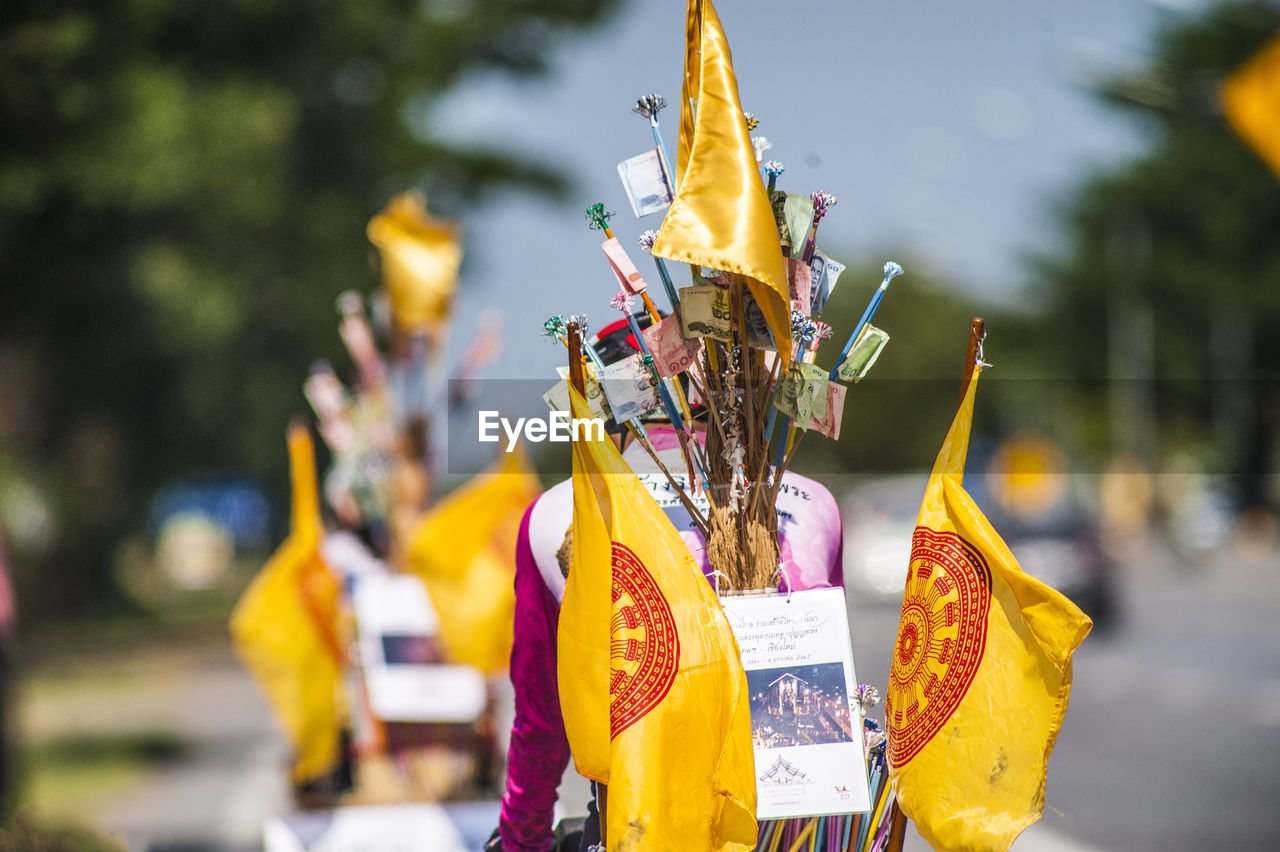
[545, 364, 611, 419]
[600, 354, 662, 422]
[679, 284, 733, 341]
[788, 258, 812, 315]
[771, 191, 793, 251]
[806, 380, 846, 440]
[617, 147, 674, 218]
[835, 324, 889, 384]
[784, 194, 815, 256]
[742, 291, 776, 350]
[774, 361, 828, 424]
[601, 236, 648, 295]
[808, 251, 846, 315]
[643, 312, 703, 377]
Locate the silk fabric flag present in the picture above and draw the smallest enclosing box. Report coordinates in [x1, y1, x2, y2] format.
[367, 192, 463, 334]
[1223, 32, 1280, 181]
[557, 388, 757, 851]
[230, 425, 346, 783]
[651, 0, 792, 364]
[887, 369, 1092, 851]
[408, 449, 541, 675]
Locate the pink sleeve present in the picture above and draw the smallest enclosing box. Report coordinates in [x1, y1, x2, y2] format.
[499, 501, 570, 852]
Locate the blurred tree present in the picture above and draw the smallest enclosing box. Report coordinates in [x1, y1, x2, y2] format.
[0, 0, 618, 621]
[1014, 0, 1280, 507]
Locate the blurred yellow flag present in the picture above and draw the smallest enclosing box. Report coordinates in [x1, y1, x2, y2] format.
[231, 426, 346, 784]
[408, 449, 541, 675]
[886, 370, 1092, 851]
[558, 388, 757, 851]
[367, 192, 462, 333]
[652, 0, 792, 363]
[1224, 32, 1280, 181]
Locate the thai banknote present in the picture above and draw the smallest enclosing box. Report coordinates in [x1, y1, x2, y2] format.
[788, 258, 812, 315]
[784, 194, 815, 257]
[836, 324, 889, 384]
[742, 290, 776, 350]
[771, 191, 794, 251]
[808, 251, 846, 315]
[616, 147, 674, 218]
[774, 361, 827, 424]
[599, 353, 662, 422]
[545, 363, 611, 419]
[601, 236, 648, 295]
[806, 380, 846, 440]
[643, 312, 703, 377]
[679, 284, 732, 341]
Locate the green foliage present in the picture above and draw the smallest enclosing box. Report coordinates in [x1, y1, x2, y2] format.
[1022, 0, 1280, 499]
[0, 0, 618, 621]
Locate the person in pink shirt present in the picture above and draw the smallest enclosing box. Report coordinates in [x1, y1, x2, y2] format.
[491, 318, 844, 852]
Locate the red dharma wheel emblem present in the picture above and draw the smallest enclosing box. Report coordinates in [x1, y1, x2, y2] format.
[886, 527, 992, 768]
[609, 542, 680, 740]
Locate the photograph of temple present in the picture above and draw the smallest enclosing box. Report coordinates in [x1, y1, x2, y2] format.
[746, 663, 856, 749]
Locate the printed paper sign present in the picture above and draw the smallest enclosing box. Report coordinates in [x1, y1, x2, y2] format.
[643, 312, 703, 377]
[617, 148, 675, 218]
[602, 237, 648, 296]
[722, 588, 871, 819]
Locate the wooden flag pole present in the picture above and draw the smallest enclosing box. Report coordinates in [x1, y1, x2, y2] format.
[884, 318, 990, 852]
[958, 316, 986, 406]
[566, 320, 586, 396]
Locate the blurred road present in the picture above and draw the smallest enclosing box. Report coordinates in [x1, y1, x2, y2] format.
[93, 541, 1280, 850]
[848, 541, 1280, 852]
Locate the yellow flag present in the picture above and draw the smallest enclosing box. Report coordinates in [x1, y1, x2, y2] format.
[367, 192, 463, 333]
[651, 0, 792, 364]
[1224, 32, 1280, 181]
[557, 388, 757, 851]
[886, 370, 1092, 851]
[407, 449, 541, 675]
[230, 426, 346, 784]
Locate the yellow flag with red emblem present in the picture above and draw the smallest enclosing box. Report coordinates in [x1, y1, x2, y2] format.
[1223, 32, 1280, 181]
[231, 425, 346, 784]
[408, 448, 541, 675]
[886, 369, 1092, 851]
[557, 388, 757, 852]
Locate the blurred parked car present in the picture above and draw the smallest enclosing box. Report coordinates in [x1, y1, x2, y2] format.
[842, 458, 1119, 632]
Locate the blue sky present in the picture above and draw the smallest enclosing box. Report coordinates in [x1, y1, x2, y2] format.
[428, 0, 1198, 380]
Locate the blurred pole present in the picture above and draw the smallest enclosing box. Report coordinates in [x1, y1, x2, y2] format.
[1212, 305, 1256, 501]
[1106, 214, 1157, 469]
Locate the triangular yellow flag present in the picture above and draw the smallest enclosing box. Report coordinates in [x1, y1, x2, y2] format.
[408, 449, 541, 675]
[231, 425, 346, 784]
[367, 192, 463, 333]
[651, 0, 792, 363]
[886, 370, 1092, 851]
[557, 388, 757, 851]
[1223, 32, 1280, 181]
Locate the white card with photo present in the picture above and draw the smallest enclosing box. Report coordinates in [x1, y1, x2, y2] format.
[721, 587, 871, 819]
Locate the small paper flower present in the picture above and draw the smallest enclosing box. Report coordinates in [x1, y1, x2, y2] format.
[542, 315, 566, 340]
[632, 94, 666, 120]
[752, 136, 773, 161]
[610, 291, 635, 313]
[855, 684, 882, 708]
[812, 321, 833, 341]
[743, 112, 759, 131]
[764, 160, 785, 177]
[567, 314, 589, 337]
[883, 261, 904, 281]
[585, 203, 614, 232]
[810, 191, 838, 219]
[637, 229, 657, 251]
